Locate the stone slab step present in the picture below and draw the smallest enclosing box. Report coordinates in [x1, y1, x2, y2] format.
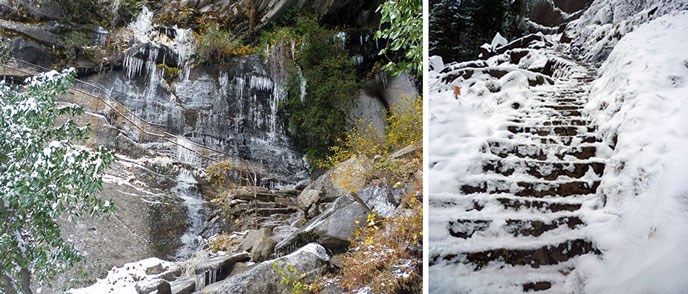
[170, 277, 195, 294]
[515, 109, 583, 117]
[482, 159, 604, 181]
[432, 238, 596, 269]
[508, 134, 601, 145]
[245, 207, 299, 217]
[461, 179, 601, 197]
[429, 193, 586, 214]
[506, 125, 595, 136]
[508, 118, 590, 126]
[429, 261, 573, 293]
[447, 216, 584, 239]
[488, 141, 598, 160]
[542, 120, 590, 126]
[538, 105, 583, 111]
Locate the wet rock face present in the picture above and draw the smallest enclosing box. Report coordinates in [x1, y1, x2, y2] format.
[87, 54, 305, 183]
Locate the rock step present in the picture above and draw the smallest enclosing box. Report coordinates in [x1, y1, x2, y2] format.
[170, 277, 195, 294]
[542, 120, 590, 126]
[508, 134, 600, 146]
[488, 141, 598, 160]
[432, 238, 596, 269]
[507, 119, 590, 126]
[429, 194, 585, 214]
[429, 262, 574, 293]
[515, 109, 583, 117]
[448, 216, 584, 239]
[232, 199, 293, 209]
[522, 281, 554, 292]
[506, 125, 596, 136]
[537, 105, 584, 111]
[482, 159, 604, 181]
[532, 98, 586, 104]
[245, 207, 299, 217]
[461, 179, 601, 197]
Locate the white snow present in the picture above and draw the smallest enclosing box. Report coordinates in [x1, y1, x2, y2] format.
[569, 10, 688, 293]
[491, 32, 508, 49]
[68, 257, 174, 294]
[429, 3, 688, 293]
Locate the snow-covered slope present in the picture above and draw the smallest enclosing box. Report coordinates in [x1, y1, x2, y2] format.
[572, 10, 688, 293]
[566, 0, 688, 64]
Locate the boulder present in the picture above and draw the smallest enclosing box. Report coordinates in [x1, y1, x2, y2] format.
[276, 196, 369, 254]
[349, 90, 387, 137]
[381, 73, 419, 115]
[357, 186, 396, 217]
[135, 278, 171, 294]
[294, 178, 311, 190]
[214, 243, 329, 293]
[241, 228, 276, 262]
[194, 252, 251, 289]
[305, 155, 374, 203]
[297, 189, 321, 213]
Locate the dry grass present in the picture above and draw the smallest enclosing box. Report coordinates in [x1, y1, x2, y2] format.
[337, 174, 423, 293]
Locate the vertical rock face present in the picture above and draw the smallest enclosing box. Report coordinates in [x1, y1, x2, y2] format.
[88, 51, 305, 183]
[0, 6, 306, 184]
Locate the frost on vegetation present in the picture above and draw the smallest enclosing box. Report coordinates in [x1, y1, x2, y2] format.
[1, 68, 115, 292]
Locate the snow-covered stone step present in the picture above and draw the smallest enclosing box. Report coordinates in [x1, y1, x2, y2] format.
[508, 117, 591, 126]
[531, 99, 586, 105]
[507, 133, 601, 145]
[487, 140, 606, 161]
[446, 215, 584, 239]
[482, 158, 604, 181]
[431, 237, 596, 270]
[430, 193, 590, 214]
[506, 125, 596, 136]
[536, 105, 585, 112]
[430, 262, 575, 293]
[542, 119, 590, 126]
[460, 178, 600, 197]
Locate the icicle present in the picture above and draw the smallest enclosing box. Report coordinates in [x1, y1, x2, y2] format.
[249, 76, 273, 91]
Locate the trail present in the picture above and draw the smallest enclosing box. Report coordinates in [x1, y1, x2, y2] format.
[429, 52, 609, 292]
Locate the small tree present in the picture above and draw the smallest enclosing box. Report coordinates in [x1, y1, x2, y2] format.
[375, 0, 423, 77]
[0, 68, 115, 293]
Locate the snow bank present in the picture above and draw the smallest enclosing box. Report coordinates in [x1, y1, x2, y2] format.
[568, 0, 688, 64]
[69, 257, 175, 293]
[571, 10, 688, 293]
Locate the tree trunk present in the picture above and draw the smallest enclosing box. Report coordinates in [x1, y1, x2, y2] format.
[19, 267, 32, 294]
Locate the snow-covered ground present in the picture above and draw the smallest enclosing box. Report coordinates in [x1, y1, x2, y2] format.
[429, 1, 688, 293]
[572, 10, 688, 293]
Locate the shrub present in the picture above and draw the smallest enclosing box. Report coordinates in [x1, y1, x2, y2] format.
[337, 181, 423, 293]
[386, 95, 423, 151]
[315, 120, 385, 169]
[319, 95, 423, 169]
[195, 21, 254, 64]
[206, 160, 235, 190]
[156, 63, 180, 81]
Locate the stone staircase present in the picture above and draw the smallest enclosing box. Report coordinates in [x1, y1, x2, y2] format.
[430, 64, 608, 292]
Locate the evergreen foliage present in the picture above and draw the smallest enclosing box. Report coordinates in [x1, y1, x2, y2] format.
[262, 16, 358, 166]
[0, 69, 115, 293]
[430, 0, 521, 62]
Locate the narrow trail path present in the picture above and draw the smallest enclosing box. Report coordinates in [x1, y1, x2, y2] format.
[430, 55, 608, 292]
